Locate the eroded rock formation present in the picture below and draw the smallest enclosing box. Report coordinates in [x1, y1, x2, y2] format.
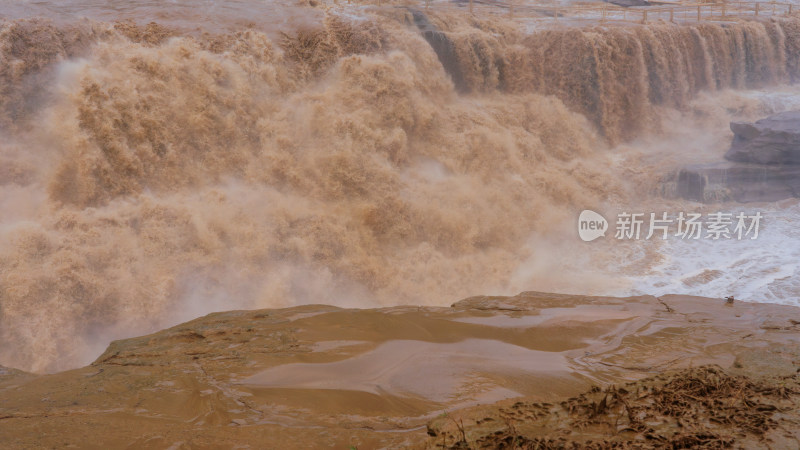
[673, 111, 800, 202]
[1, 292, 799, 448]
[727, 111, 800, 165]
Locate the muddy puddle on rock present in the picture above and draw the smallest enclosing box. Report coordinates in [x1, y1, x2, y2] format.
[241, 338, 572, 406]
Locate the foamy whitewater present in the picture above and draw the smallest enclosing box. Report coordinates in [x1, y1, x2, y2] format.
[626, 202, 800, 306]
[2, 0, 800, 372]
[580, 88, 800, 307]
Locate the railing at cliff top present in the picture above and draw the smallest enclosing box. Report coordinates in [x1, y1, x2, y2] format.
[442, 1, 796, 24]
[580, 2, 795, 25]
[337, 0, 798, 25]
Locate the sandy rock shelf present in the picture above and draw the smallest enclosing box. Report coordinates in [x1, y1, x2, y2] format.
[1, 292, 799, 448]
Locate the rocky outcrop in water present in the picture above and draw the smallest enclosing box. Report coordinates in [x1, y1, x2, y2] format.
[674, 161, 800, 203]
[726, 111, 800, 165]
[672, 111, 800, 202]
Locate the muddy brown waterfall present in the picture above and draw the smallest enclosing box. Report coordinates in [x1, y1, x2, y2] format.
[2, 10, 800, 373]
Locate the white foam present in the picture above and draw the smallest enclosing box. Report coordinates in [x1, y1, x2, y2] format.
[618, 202, 800, 306]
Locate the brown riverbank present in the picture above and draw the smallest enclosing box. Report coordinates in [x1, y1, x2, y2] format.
[1, 292, 799, 448]
[423, 365, 800, 449]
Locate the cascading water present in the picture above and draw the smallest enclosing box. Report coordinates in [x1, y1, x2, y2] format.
[2, 3, 800, 373]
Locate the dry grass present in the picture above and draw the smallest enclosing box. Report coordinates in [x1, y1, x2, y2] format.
[430, 366, 800, 449]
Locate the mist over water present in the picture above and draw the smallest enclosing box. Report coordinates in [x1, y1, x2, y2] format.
[617, 88, 800, 306]
[2, 2, 800, 372]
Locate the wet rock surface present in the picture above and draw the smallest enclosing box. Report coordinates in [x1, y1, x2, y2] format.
[1, 292, 799, 448]
[409, 9, 466, 92]
[726, 111, 800, 165]
[672, 111, 800, 202]
[673, 161, 800, 202]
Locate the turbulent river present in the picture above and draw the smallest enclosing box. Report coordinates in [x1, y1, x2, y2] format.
[1, 0, 800, 372]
